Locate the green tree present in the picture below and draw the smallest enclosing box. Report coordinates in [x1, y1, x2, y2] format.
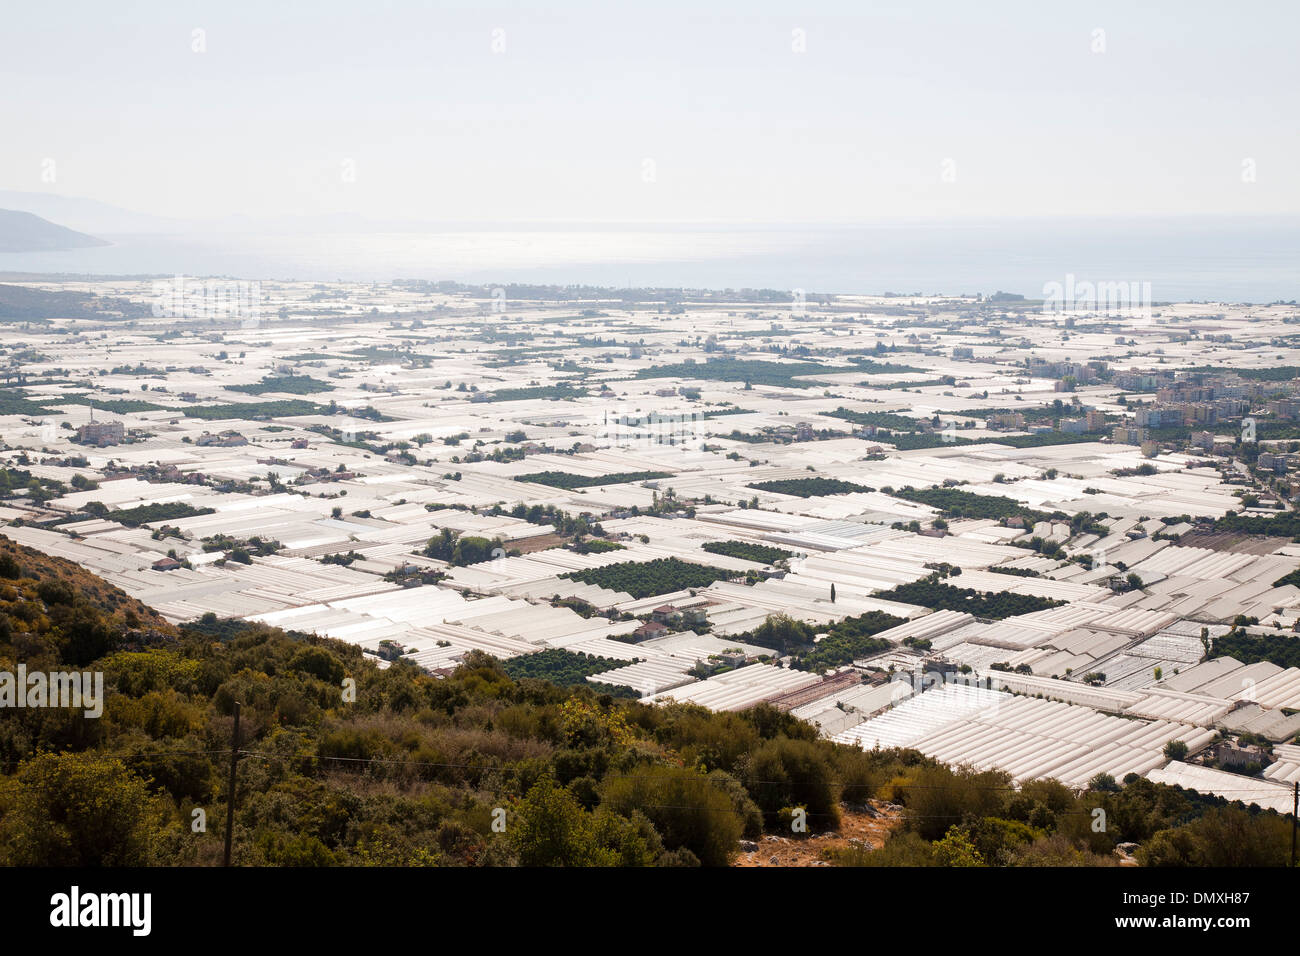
[1137, 808, 1291, 866]
[507, 775, 617, 867]
[0, 753, 163, 865]
[933, 825, 985, 866]
[899, 764, 1011, 841]
[746, 613, 813, 654]
[743, 737, 841, 830]
[600, 765, 743, 866]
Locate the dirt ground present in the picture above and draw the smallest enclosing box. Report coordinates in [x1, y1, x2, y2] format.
[732, 802, 902, 867]
[731, 803, 1140, 867]
[506, 533, 569, 554]
[1177, 531, 1292, 555]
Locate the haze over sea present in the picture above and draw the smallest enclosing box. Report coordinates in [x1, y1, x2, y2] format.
[2, 217, 1296, 303]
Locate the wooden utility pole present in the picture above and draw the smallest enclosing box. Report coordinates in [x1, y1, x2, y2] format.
[1292, 781, 1297, 868]
[223, 702, 241, 867]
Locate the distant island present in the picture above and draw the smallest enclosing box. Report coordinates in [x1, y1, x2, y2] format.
[0, 208, 109, 253]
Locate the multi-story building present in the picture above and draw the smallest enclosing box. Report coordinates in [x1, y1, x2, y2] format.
[75, 421, 124, 447]
[1112, 425, 1148, 444]
[196, 430, 248, 447]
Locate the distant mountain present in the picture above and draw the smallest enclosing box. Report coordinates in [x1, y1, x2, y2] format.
[0, 191, 178, 235]
[0, 191, 407, 236]
[0, 209, 110, 252]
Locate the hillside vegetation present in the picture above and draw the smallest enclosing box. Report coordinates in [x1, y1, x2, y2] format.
[0, 534, 1289, 867]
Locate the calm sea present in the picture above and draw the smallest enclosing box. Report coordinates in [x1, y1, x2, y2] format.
[1, 218, 1296, 302]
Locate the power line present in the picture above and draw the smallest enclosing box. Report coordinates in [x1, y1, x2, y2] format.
[233, 750, 1297, 795]
[0, 748, 234, 773]
[1, 743, 1287, 800]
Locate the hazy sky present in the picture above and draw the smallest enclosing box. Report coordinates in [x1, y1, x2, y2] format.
[3, 0, 1297, 224]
